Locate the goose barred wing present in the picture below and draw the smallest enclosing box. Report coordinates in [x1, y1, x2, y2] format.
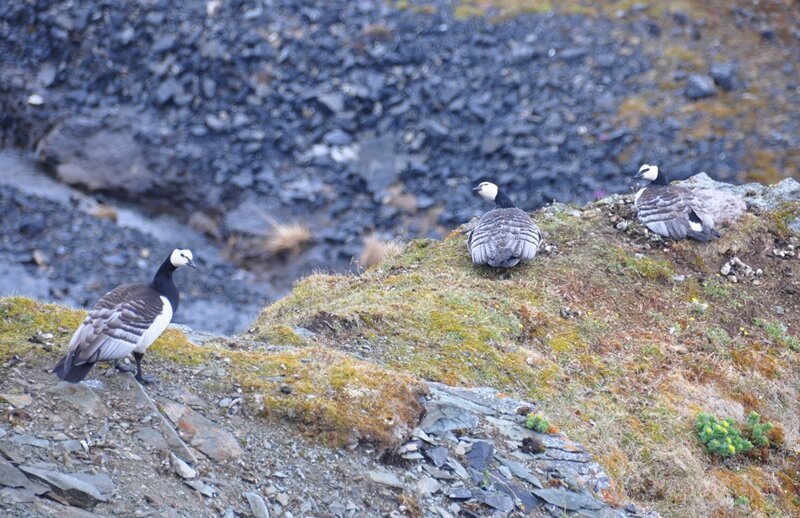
[67, 284, 164, 364]
[635, 186, 701, 239]
[469, 208, 540, 265]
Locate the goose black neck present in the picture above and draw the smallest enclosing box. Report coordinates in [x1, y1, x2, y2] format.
[494, 189, 516, 209]
[651, 170, 669, 185]
[150, 256, 180, 313]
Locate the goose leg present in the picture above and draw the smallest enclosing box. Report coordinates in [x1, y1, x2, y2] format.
[133, 352, 158, 384]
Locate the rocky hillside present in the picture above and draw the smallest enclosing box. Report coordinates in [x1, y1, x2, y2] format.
[1, 175, 798, 517]
[2, 0, 798, 289]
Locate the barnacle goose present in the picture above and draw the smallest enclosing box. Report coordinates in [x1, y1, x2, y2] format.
[468, 182, 540, 267]
[53, 249, 196, 384]
[634, 164, 719, 241]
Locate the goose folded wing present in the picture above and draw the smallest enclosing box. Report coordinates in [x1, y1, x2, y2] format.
[636, 189, 694, 238]
[68, 285, 164, 364]
[505, 210, 540, 260]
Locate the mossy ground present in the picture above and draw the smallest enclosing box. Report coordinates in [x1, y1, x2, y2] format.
[252, 202, 800, 517]
[0, 297, 426, 449]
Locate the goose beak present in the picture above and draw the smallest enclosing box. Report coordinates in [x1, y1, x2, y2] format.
[634, 171, 644, 179]
[472, 186, 481, 192]
[186, 258, 197, 269]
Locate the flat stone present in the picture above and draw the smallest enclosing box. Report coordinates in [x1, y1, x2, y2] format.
[495, 456, 544, 489]
[416, 476, 442, 496]
[134, 426, 169, 451]
[471, 488, 514, 513]
[0, 486, 37, 504]
[0, 457, 32, 488]
[20, 466, 108, 508]
[0, 393, 33, 408]
[425, 446, 449, 468]
[533, 488, 604, 512]
[37, 116, 156, 196]
[368, 468, 404, 489]
[244, 492, 270, 518]
[51, 382, 106, 416]
[466, 441, 494, 472]
[159, 399, 244, 462]
[448, 487, 472, 500]
[11, 434, 50, 448]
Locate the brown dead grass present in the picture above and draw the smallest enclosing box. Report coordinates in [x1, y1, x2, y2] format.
[264, 221, 312, 256]
[359, 235, 406, 270]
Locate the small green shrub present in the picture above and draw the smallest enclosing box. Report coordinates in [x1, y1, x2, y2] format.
[707, 327, 731, 346]
[696, 413, 752, 457]
[746, 412, 773, 448]
[734, 496, 749, 506]
[526, 413, 549, 433]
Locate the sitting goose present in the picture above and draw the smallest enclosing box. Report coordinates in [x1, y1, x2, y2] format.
[634, 164, 719, 241]
[468, 182, 540, 267]
[53, 249, 196, 384]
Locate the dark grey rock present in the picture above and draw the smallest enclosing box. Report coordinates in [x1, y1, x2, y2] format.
[425, 446, 449, 468]
[533, 487, 604, 512]
[0, 457, 32, 488]
[448, 487, 472, 500]
[466, 441, 494, 472]
[37, 116, 157, 196]
[685, 74, 718, 100]
[20, 467, 109, 508]
[11, 434, 50, 448]
[471, 488, 515, 513]
[710, 62, 737, 91]
[358, 134, 402, 193]
[316, 92, 345, 113]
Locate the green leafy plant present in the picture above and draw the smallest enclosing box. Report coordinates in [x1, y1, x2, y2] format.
[746, 412, 773, 448]
[526, 413, 549, 433]
[696, 413, 753, 457]
[734, 496, 749, 506]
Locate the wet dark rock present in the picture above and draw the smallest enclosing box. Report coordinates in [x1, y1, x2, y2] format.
[685, 74, 718, 99]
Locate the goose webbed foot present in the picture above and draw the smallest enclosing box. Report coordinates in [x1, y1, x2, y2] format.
[135, 372, 158, 384]
[132, 351, 157, 384]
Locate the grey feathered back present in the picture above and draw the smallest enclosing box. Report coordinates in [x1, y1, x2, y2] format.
[468, 208, 541, 267]
[66, 283, 165, 364]
[635, 185, 717, 241]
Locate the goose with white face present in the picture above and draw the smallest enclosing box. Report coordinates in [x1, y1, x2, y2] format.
[472, 181, 499, 202]
[635, 164, 659, 181]
[170, 249, 197, 268]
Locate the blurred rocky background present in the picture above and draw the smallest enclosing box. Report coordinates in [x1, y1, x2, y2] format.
[1, 0, 798, 332]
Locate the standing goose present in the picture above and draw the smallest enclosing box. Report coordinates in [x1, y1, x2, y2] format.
[53, 249, 196, 384]
[468, 182, 540, 267]
[634, 164, 719, 241]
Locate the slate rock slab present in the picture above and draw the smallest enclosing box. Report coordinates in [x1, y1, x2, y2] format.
[466, 440, 494, 472]
[20, 466, 109, 509]
[160, 399, 244, 462]
[533, 487, 604, 512]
